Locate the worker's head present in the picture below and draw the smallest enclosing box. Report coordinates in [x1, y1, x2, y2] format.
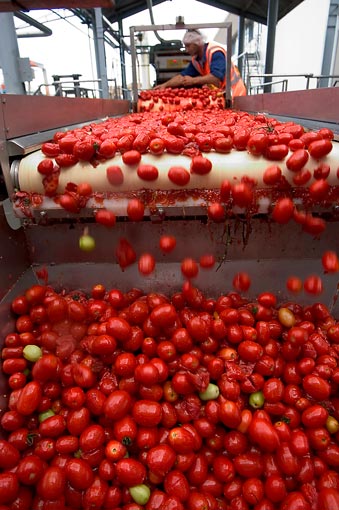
[183, 29, 205, 56]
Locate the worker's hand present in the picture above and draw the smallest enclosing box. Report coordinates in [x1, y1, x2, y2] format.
[153, 83, 165, 90]
[182, 75, 197, 87]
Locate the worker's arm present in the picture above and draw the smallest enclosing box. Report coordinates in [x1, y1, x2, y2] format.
[181, 73, 221, 88]
[153, 74, 186, 89]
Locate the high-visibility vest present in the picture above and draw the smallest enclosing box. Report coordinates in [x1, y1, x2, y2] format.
[191, 42, 247, 97]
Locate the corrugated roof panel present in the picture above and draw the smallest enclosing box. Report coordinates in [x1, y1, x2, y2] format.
[105, 0, 306, 25]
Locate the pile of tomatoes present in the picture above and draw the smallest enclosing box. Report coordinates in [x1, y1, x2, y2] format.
[1, 279, 339, 510]
[138, 87, 225, 112]
[21, 107, 336, 236]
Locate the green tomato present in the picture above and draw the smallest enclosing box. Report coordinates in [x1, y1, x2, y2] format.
[249, 390, 265, 409]
[23, 344, 42, 362]
[199, 383, 220, 401]
[79, 234, 96, 252]
[129, 484, 151, 505]
[38, 409, 55, 423]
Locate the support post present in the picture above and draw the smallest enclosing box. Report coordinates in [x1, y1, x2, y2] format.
[320, 1, 339, 87]
[118, 19, 128, 99]
[238, 16, 245, 76]
[0, 13, 26, 94]
[264, 0, 279, 92]
[93, 8, 109, 98]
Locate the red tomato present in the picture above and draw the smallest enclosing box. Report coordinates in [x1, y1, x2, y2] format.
[212, 455, 235, 483]
[214, 136, 233, 153]
[303, 274, 323, 295]
[127, 198, 145, 221]
[286, 149, 309, 172]
[232, 272, 251, 292]
[190, 156, 212, 175]
[220, 179, 232, 201]
[17, 455, 45, 485]
[149, 138, 165, 154]
[98, 139, 116, 158]
[55, 154, 78, 167]
[106, 165, 124, 186]
[95, 209, 116, 227]
[146, 444, 177, 477]
[232, 182, 253, 208]
[168, 426, 197, 454]
[116, 238, 137, 270]
[122, 150, 141, 165]
[16, 381, 42, 416]
[168, 166, 190, 186]
[132, 400, 162, 427]
[181, 258, 199, 279]
[233, 128, 250, 150]
[265, 144, 289, 161]
[137, 164, 159, 181]
[58, 135, 77, 153]
[263, 165, 282, 186]
[41, 142, 61, 157]
[138, 253, 156, 275]
[248, 415, 280, 452]
[103, 390, 132, 421]
[318, 488, 339, 510]
[79, 424, 105, 452]
[219, 400, 241, 429]
[0, 472, 19, 504]
[159, 235, 176, 253]
[208, 202, 225, 222]
[322, 250, 339, 273]
[37, 159, 54, 176]
[200, 254, 216, 268]
[37, 466, 66, 500]
[309, 178, 330, 201]
[271, 197, 294, 224]
[39, 415, 66, 438]
[106, 316, 132, 341]
[0, 440, 20, 469]
[308, 138, 332, 159]
[302, 374, 330, 400]
[115, 458, 146, 487]
[164, 470, 190, 502]
[65, 458, 94, 490]
[264, 474, 287, 503]
[73, 140, 95, 161]
[247, 132, 268, 156]
[133, 132, 150, 153]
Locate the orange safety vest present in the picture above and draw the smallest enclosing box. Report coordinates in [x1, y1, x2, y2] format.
[191, 42, 247, 97]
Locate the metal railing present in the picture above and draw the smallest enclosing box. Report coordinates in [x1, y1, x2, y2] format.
[248, 73, 339, 94]
[32, 78, 127, 100]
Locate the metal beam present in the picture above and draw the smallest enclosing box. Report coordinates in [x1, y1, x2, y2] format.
[118, 18, 128, 99]
[237, 15, 245, 75]
[0, 12, 26, 94]
[264, 0, 279, 92]
[92, 8, 109, 98]
[320, 0, 339, 87]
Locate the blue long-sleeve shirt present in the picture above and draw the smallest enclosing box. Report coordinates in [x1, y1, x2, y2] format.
[181, 43, 226, 82]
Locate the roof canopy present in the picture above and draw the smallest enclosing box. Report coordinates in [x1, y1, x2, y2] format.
[104, 0, 305, 25]
[0, 0, 305, 25]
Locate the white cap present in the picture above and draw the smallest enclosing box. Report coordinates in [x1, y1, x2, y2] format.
[183, 30, 205, 46]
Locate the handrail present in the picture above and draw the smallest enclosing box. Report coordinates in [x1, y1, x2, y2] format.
[32, 78, 123, 98]
[248, 73, 339, 92]
[250, 79, 288, 94]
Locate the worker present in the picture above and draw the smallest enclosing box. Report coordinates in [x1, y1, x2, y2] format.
[154, 29, 247, 97]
